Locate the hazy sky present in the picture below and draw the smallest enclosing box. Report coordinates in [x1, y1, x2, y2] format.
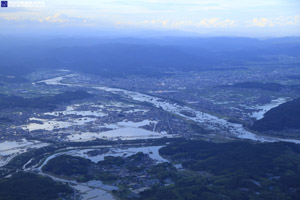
[1, 0, 300, 37]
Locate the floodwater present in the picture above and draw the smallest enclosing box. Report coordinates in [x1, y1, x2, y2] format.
[251, 98, 287, 120]
[34, 145, 167, 200]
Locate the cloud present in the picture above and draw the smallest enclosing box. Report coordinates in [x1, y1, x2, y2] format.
[116, 18, 237, 29]
[39, 13, 68, 23]
[0, 12, 91, 25]
[196, 18, 236, 27]
[250, 15, 300, 27]
[39, 13, 89, 23]
[251, 18, 273, 27]
[144, 19, 169, 26]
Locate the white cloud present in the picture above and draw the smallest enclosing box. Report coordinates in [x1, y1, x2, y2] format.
[39, 13, 90, 23]
[116, 18, 237, 29]
[0, 12, 91, 24]
[39, 13, 68, 23]
[251, 18, 272, 27]
[250, 15, 300, 27]
[196, 18, 236, 27]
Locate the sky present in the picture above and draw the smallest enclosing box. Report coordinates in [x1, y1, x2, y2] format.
[0, 0, 300, 37]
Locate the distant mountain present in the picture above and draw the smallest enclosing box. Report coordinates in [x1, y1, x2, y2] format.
[1, 36, 300, 77]
[251, 97, 300, 132]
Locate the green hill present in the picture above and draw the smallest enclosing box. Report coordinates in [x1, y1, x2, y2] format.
[0, 173, 72, 200]
[251, 97, 300, 132]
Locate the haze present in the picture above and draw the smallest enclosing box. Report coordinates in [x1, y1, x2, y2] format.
[0, 0, 300, 37]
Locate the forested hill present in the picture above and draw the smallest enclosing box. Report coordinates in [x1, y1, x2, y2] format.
[251, 97, 300, 132]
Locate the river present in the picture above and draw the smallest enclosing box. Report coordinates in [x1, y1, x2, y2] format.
[36, 74, 300, 144]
